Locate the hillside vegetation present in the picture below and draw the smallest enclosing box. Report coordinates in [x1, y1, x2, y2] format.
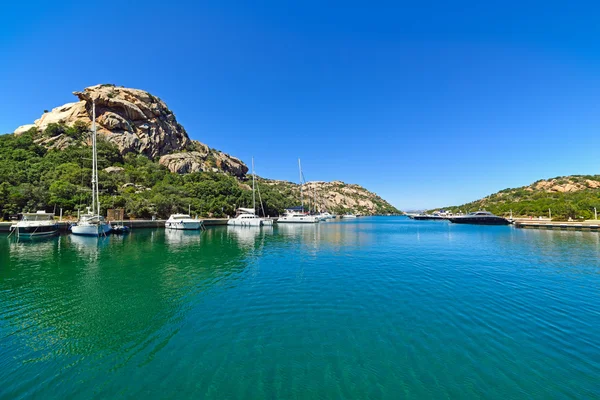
[435, 176, 600, 220]
[0, 131, 399, 219]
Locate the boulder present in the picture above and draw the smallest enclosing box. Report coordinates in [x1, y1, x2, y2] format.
[14, 124, 37, 136]
[104, 166, 125, 174]
[12, 84, 248, 177]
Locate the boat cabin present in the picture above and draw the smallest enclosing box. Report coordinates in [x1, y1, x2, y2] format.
[22, 211, 55, 221]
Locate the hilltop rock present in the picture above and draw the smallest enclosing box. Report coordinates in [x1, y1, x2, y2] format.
[159, 148, 248, 176]
[13, 84, 248, 177]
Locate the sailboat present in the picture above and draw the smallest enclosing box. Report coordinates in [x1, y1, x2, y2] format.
[277, 159, 319, 224]
[71, 100, 111, 237]
[228, 158, 265, 226]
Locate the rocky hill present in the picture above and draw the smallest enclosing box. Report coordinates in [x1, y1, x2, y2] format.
[257, 179, 400, 215]
[4, 84, 400, 217]
[434, 175, 600, 220]
[14, 84, 247, 177]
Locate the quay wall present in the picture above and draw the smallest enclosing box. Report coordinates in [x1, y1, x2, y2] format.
[0, 219, 230, 233]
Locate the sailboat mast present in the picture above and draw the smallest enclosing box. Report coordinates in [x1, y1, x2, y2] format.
[252, 157, 256, 213]
[298, 158, 303, 210]
[91, 100, 97, 215]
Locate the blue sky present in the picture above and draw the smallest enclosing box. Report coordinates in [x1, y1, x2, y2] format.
[1, 1, 600, 210]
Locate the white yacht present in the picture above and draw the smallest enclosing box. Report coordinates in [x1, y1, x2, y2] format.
[165, 214, 202, 230]
[277, 159, 319, 224]
[278, 207, 320, 223]
[11, 211, 58, 238]
[315, 211, 334, 220]
[228, 207, 262, 226]
[342, 213, 357, 219]
[72, 101, 111, 237]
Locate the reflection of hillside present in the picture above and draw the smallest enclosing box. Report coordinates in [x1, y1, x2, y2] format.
[0, 229, 251, 368]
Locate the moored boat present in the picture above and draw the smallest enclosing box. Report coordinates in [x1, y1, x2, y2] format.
[71, 100, 111, 237]
[448, 211, 510, 225]
[277, 207, 320, 223]
[412, 213, 446, 221]
[342, 213, 357, 219]
[228, 208, 263, 226]
[11, 211, 58, 238]
[277, 159, 319, 224]
[165, 214, 203, 230]
[71, 211, 112, 236]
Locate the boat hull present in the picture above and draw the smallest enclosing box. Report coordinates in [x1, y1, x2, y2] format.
[15, 224, 59, 238]
[227, 219, 262, 227]
[165, 221, 202, 230]
[277, 216, 319, 223]
[71, 223, 111, 236]
[413, 216, 446, 221]
[449, 217, 510, 225]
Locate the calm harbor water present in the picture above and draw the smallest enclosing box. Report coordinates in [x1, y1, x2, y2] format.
[1, 217, 599, 399]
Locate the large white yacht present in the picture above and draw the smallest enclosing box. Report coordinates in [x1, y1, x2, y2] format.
[11, 211, 58, 238]
[71, 101, 111, 237]
[165, 214, 202, 230]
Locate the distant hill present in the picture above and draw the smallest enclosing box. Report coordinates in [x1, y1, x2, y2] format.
[257, 179, 400, 216]
[432, 175, 600, 220]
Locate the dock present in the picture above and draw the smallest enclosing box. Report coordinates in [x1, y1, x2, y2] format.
[514, 219, 600, 231]
[0, 218, 230, 233]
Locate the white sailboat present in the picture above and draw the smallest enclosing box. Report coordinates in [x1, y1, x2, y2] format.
[229, 158, 268, 226]
[277, 159, 319, 224]
[71, 100, 111, 237]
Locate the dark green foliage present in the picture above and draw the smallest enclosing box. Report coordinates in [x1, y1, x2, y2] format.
[0, 132, 398, 220]
[44, 123, 66, 137]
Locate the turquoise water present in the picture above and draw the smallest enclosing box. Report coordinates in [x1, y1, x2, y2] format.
[1, 217, 599, 399]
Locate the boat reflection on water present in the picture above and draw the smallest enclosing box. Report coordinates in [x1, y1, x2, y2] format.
[227, 225, 273, 249]
[68, 234, 110, 261]
[164, 228, 202, 249]
[6, 235, 61, 262]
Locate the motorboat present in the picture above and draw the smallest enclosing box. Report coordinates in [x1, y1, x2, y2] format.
[10, 211, 58, 238]
[228, 208, 263, 226]
[342, 213, 357, 219]
[71, 101, 111, 237]
[277, 207, 320, 223]
[165, 214, 202, 230]
[412, 213, 446, 221]
[448, 211, 510, 225]
[315, 211, 334, 220]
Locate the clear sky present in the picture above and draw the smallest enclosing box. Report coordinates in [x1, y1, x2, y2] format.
[1, 1, 599, 210]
